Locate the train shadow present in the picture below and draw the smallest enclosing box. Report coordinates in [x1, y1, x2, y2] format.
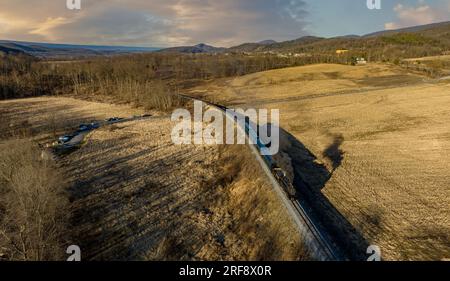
[213, 104, 370, 260]
[278, 127, 370, 261]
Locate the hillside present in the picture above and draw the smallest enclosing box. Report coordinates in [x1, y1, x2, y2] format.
[158, 43, 227, 54]
[188, 63, 450, 260]
[365, 21, 450, 37]
[156, 22, 450, 62]
[258, 40, 277, 45]
[229, 21, 450, 59]
[0, 42, 28, 55]
[3, 21, 449, 60]
[0, 96, 307, 261]
[229, 36, 325, 53]
[0, 40, 159, 59]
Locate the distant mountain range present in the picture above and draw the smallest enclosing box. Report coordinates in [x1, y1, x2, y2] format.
[363, 21, 450, 37]
[0, 40, 160, 58]
[257, 40, 277, 45]
[1, 21, 449, 58]
[158, 21, 450, 54]
[157, 43, 227, 54]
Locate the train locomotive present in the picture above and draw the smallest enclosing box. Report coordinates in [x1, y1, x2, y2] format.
[243, 116, 298, 200]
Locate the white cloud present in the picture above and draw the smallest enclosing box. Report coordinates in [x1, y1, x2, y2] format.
[29, 17, 74, 40]
[385, 1, 450, 30]
[0, 0, 309, 47]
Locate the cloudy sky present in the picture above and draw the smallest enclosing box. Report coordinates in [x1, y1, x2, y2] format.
[0, 0, 449, 47]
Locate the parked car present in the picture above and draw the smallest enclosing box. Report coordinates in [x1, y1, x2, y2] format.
[58, 135, 74, 144]
[78, 122, 100, 132]
[106, 117, 122, 123]
[90, 122, 100, 129]
[78, 124, 91, 132]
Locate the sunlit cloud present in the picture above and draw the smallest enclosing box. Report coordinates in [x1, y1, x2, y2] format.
[29, 17, 74, 40]
[0, 13, 29, 33]
[385, 1, 450, 30]
[0, 0, 447, 46]
[0, 0, 310, 47]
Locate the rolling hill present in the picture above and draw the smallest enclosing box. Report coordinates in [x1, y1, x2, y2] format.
[157, 21, 450, 57]
[3, 21, 449, 59]
[158, 43, 226, 54]
[0, 40, 159, 59]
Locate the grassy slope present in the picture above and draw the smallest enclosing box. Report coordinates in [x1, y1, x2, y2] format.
[189, 63, 450, 260]
[0, 97, 306, 261]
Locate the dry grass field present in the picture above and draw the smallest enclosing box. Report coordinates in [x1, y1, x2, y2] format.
[190, 63, 426, 105]
[0, 96, 149, 143]
[0, 97, 306, 261]
[189, 63, 450, 260]
[402, 55, 450, 77]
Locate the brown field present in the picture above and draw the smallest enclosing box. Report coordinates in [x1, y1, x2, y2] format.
[403, 54, 450, 62]
[189, 63, 450, 260]
[0, 97, 306, 261]
[402, 55, 450, 77]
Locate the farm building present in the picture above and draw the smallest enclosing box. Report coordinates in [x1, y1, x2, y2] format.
[336, 49, 349, 55]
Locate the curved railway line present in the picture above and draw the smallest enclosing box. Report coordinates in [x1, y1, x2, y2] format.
[179, 94, 344, 261]
[49, 94, 346, 260]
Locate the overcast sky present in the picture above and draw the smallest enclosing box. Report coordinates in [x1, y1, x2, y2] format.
[0, 0, 449, 47]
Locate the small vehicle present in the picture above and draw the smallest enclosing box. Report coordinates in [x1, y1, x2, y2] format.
[90, 122, 100, 129]
[106, 117, 122, 123]
[78, 122, 100, 133]
[78, 124, 91, 132]
[58, 135, 74, 143]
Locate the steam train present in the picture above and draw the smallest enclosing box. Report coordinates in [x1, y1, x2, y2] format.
[271, 165, 297, 199]
[243, 116, 298, 200]
[186, 95, 298, 200]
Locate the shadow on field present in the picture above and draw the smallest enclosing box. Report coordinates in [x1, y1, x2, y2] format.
[322, 133, 345, 174]
[279, 128, 370, 261]
[62, 134, 211, 260]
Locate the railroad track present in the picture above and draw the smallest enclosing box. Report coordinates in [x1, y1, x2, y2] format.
[178, 94, 343, 261]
